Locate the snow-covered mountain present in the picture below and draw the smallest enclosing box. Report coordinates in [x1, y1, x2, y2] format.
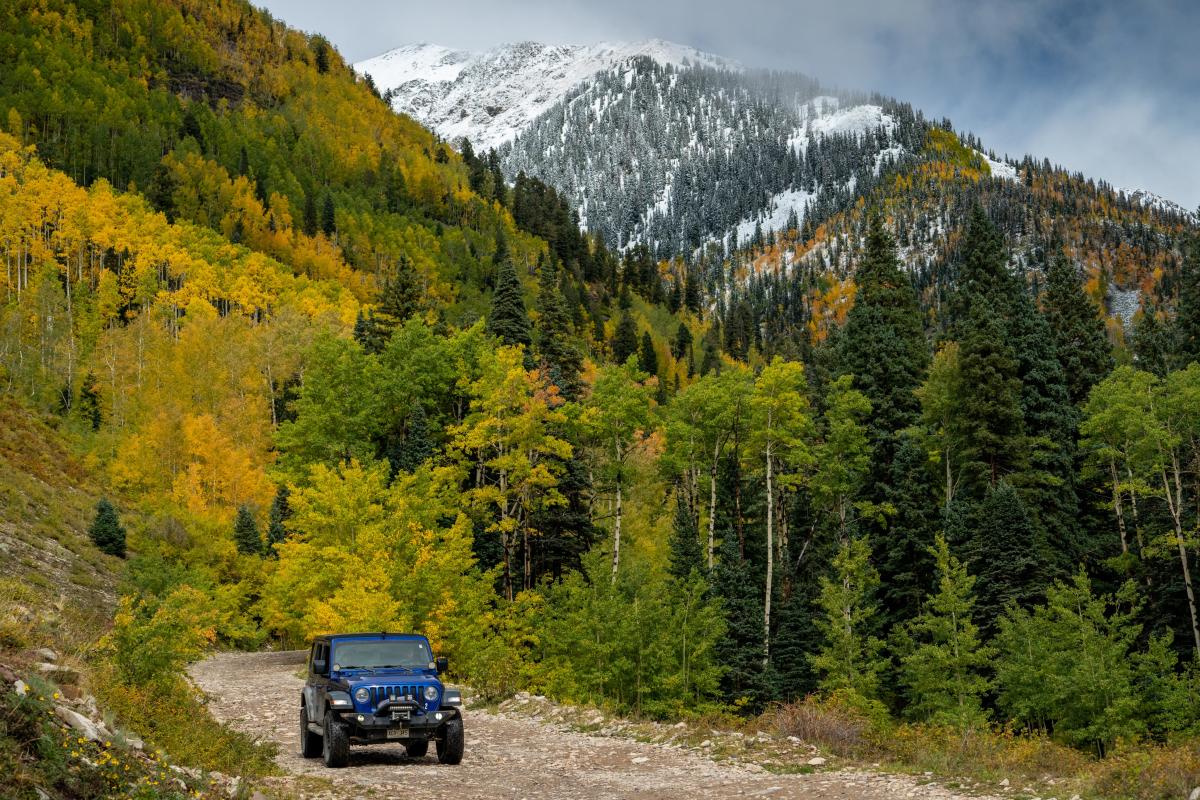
[358, 38, 1192, 275]
[356, 40, 738, 152]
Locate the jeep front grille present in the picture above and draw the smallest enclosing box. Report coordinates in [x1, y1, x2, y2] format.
[367, 685, 421, 708]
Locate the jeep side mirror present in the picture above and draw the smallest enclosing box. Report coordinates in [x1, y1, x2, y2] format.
[435, 656, 448, 674]
[313, 658, 327, 675]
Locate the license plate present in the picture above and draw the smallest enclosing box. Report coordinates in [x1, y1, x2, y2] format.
[390, 709, 410, 722]
[386, 727, 407, 740]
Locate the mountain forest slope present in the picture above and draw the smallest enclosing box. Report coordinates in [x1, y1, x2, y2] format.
[2, 2, 1200, 799]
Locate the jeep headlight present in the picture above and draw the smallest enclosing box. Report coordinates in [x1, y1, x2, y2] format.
[423, 685, 439, 702]
[354, 687, 370, 704]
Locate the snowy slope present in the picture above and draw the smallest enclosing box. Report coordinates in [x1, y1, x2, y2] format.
[356, 40, 738, 151]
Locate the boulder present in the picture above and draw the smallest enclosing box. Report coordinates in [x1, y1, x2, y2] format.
[54, 705, 103, 742]
[807, 756, 827, 766]
[34, 647, 58, 663]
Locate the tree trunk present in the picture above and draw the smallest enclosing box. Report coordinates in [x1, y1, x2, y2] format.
[611, 478, 623, 582]
[707, 445, 719, 571]
[763, 446, 774, 664]
[1161, 460, 1200, 656]
[1108, 459, 1128, 555]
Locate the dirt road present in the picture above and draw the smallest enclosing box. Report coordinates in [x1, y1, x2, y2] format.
[189, 652, 1000, 800]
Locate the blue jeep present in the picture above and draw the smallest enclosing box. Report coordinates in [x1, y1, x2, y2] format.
[299, 633, 464, 767]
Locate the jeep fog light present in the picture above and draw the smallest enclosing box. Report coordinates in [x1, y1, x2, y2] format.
[435, 712, 444, 721]
[423, 685, 438, 702]
[354, 687, 370, 703]
[357, 714, 365, 723]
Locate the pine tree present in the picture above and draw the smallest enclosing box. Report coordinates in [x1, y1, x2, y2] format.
[267, 485, 290, 553]
[1008, 286, 1083, 570]
[839, 210, 928, 465]
[667, 489, 704, 581]
[535, 257, 583, 397]
[900, 535, 993, 729]
[968, 481, 1042, 634]
[955, 303, 1025, 493]
[1042, 254, 1113, 406]
[321, 193, 336, 237]
[376, 257, 422, 334]
[711, 533, 775, 708]
[1175, 237, 1200, 365]
[874, 432, 938, 631]
[392, 403, 433, 475]
[353, 310, 386, 355]
[234, 505, 263, 555]
[88, 498, 126, 558]
[1132, 303, 1175, 377]
[612, 313, 639, 365]
[639, 332, 659, 377]
[672, 322, 693, 360]
[953, 205, 1013, 323]
[487, 260, 532, 349]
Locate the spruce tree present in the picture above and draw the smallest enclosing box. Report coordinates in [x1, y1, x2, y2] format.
[352, 310, 386, 355]
[711, 533, 775, 708]
[267, 485, 290, 553]
[233, 505, 263, 555]
[874, 432, 939, 631]
[1008, 286, 1083, 570]
[667, 490, 704, 581]
[390, 403, 433, 475]
[955, 303, 1025, 494]
[639, 332, 659, 377]
[1132, 302, 1175, 377]
[301, 191, 318, 237]
[839, 210, 928, 461]
[612, 313, 639, 366]
[535, 257, 583, 397]
[487, 260, 532, 349]
[1042, 254, 1113, 406]
[89, 498, 126, 558]
[375, 257, 421, 334]
[321, 193, 336, 237]
[1175, 237, 1200, 365]
[953, 205, 1013, 323]
[968, 481, 1042, 634]
[672, 322, 693, 360]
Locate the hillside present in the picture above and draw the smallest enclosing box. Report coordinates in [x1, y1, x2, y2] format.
[2, 3, 1200, 799]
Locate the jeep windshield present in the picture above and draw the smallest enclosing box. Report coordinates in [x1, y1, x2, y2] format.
[331, 640, 431, 671]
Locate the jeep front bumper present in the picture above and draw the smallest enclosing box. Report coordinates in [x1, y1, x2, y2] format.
[335, 704, 459, 743]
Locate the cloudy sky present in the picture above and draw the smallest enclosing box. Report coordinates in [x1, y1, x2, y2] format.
[261, 0, 1200, 210]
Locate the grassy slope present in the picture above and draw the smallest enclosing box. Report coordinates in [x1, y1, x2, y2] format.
[0, 401, 117, 644]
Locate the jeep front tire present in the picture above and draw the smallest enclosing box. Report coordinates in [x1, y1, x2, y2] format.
[436, 717, 464, 765]
[299, 705, 321, 758]
[322, 713, 350, 768]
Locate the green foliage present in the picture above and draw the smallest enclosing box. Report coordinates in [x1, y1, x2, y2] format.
[667, 489, 704, 581]
[955, 303, 1026, 493]
[487, 260, 532, 349]
[89, 498, 127, 559]
[612, 312, 639, 366]
[811, 537, 886, 701]
[540, 550, 725, 717]
[232, 505, 262, 556]
[1042, 254, 1114, 406]
[964, 481, 1042, 631]
[992, 572, 1197, 754]
[900, 535, 993, 730]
